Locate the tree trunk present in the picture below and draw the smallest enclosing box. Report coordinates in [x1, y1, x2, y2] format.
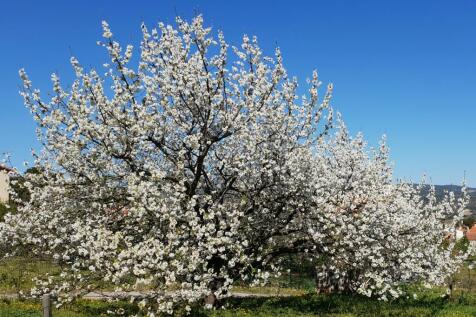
[205, 256, 226, 307]
[204, 277, 223, 308]
[315, 270, 334, 294]
[204, 293, 217, 307]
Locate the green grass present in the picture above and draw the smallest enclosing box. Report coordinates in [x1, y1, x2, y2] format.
[0, 257, 60, 294]
[0, 299, 138, 317]
[207, 292, 476, 317]
[0, 257, 119, 293]
[2, 291, 476, 317]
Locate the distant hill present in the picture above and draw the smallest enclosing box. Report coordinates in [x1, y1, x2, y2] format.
[419, 185, 476, 215]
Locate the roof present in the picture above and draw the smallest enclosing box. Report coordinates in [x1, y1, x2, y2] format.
[466, 225, 476, 241]
[463, 209, 474, 217]
[0, 165, 14, 173]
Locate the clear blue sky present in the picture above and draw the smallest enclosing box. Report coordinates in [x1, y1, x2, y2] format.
[0, 0, 475, 185]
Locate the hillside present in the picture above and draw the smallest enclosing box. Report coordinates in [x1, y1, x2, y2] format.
[422, 185, 476, 215]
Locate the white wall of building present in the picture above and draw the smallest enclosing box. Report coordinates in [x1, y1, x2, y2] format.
[456, 229, 465, 240]
[0, 170, 9, 203]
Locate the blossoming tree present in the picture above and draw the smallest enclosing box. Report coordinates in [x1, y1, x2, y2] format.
[307, 120, 474, 299]
[2, 16, 333, 314]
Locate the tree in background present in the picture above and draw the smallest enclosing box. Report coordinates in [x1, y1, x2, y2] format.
[306, 120, 474, 299]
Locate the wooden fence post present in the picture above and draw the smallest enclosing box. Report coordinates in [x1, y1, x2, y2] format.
[42, 293, 52, 317]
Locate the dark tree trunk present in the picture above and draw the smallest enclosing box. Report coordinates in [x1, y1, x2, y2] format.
[204, 293, 217, 307]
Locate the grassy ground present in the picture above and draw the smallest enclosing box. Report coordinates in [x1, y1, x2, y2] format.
[2, 292, 476, 317]
[210, 293, 476, 317]
[2, 256, 476, 316]
[0, 257, 60, 294]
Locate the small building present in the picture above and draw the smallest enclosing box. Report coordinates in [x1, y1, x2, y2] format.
[455, 227, 466, 240]
[466, 224, 476, 241]
[0, 165, 13, 203]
